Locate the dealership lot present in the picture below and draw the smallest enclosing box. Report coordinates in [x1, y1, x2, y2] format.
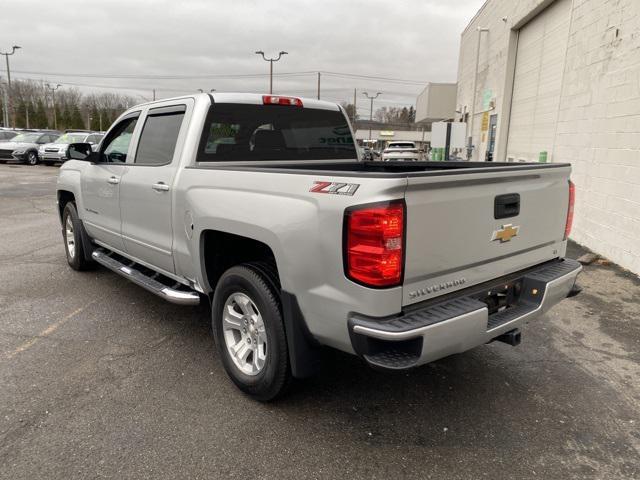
[0, 164, 638, 479]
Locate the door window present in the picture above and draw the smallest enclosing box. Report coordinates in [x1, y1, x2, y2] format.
[134, 106, 186, 165]
[101, 116, 139, 163]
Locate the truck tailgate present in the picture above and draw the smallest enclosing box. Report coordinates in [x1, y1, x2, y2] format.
[402, 165, 571, 306]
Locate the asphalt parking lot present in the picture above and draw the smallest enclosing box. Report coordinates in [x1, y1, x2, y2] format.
[0, 164, 638, 479]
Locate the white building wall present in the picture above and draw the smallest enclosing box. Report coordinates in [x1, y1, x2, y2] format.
[415, 83, 458, 123]
[457, 0, 640, 275]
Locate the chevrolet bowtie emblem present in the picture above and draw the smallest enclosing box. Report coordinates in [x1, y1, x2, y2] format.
[492, 224, 520, 242]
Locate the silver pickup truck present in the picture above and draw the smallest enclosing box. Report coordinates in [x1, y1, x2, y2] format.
[57, 93, 581, 401]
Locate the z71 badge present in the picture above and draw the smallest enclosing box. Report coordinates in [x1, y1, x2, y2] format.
[310, 181, 360, 196]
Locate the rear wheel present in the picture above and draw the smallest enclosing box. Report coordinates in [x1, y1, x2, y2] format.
[26, 151, 38, 166]
[62, 202, 93, 271]
[212, 264, 290, 401]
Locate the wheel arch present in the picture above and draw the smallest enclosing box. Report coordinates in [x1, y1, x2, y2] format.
[57, 189, 76, 223]
[200, 229, 281, 295]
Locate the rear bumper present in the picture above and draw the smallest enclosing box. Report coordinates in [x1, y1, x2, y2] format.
[348, 258, 582, 370]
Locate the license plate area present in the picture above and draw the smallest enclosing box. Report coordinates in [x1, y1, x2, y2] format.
[472, 279, 524, 316]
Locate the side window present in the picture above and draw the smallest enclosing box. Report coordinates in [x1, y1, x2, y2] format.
[134, 107, 185, 165]
[101, 116, 139, 163]
[86, 135, 96, 144]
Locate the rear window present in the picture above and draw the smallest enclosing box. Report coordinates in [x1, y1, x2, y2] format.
[197, 103, 356, 162]
[388, 142, 415, 149]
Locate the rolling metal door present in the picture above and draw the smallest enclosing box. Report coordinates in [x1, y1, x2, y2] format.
[507, 0, 572, 162]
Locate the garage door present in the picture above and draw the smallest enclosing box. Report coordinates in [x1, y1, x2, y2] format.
[507, 0, 572, 162]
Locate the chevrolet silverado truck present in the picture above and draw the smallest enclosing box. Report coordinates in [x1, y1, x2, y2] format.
[57, 93, 581, 401]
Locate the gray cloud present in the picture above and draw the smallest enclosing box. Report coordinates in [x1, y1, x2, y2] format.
[1, 0, 484, 112]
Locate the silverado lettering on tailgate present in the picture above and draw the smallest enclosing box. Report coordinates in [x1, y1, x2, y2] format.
[408, 278, 467, 300]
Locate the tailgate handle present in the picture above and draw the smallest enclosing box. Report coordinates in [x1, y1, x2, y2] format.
[495, 193, 520, 219]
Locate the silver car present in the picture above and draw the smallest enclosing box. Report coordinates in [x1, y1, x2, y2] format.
[0, 131, 61, 165]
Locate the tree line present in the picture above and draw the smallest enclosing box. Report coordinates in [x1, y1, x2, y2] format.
[341, 102, 416, 126]
[0, 79, 139, 131]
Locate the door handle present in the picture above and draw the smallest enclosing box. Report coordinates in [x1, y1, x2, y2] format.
[152, 182, 170, 192]
[107, 176, 120, 185]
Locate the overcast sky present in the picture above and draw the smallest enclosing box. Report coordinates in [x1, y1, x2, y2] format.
[1, 0, 484, 115]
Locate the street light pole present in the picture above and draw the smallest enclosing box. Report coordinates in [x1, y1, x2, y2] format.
[254, 50, 288, 94]
[45, 83, 61, 130]
[362, 91, 381, 144]
[1, 45, 21, 127]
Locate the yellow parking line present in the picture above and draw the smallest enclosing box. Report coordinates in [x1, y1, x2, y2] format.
[5, 301, 95, 359]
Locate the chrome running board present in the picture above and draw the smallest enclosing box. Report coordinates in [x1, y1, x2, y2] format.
[92, 248, 200, 306]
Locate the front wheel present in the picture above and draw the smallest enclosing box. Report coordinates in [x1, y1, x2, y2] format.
[62, 202, 93, 271]
[212, 264, 290, 401]
[26, 151, 38, 166]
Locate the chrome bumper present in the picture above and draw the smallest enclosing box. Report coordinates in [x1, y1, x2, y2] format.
[349, 258, 582, 370]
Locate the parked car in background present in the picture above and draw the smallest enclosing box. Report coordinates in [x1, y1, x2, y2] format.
[381, 141, 423, 162]
[0, 130, 61, 165]
[39, 132, 104, 165]
[0, 129, 19, 142]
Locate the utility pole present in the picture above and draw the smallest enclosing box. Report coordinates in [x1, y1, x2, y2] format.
[1, 80, 8, 127]
[353, 88, 357, 126]
[152, 89, 156, 101]
[468, 27, 489, 160]
[317, 72, 321, 100]
[25, 102, 29, 128]
[45, 83, 61, 130]
[362, 91, 381, 143]
[1, 45, 21, 127]
[254, 50, 288, 94]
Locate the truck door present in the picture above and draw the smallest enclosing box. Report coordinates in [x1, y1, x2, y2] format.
[80, 114, 140, 252]
[118, 103, 189, 274]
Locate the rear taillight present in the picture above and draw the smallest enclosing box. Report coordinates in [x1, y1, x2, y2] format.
[345, 201, 405, 287]
[564, 180, 575, 239]
[262, 95, 303, 107]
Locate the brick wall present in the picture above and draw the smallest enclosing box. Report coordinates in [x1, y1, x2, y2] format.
[456, 0, 640, 275]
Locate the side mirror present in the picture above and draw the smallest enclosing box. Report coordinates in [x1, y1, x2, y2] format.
[68, 143, 94, 161]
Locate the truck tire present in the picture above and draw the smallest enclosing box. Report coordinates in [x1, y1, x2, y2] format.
[26, 151, 38, 166]
[212, 264, 291, 401]
[62, 202, 93, 271]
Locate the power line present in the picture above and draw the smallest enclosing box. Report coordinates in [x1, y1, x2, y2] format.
[12, 69, 317, 80]
[12, 69, 431, 85]
[13, 76, 188, 93]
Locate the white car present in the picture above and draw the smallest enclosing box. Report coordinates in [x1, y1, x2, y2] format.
[381, 141, 422, 162]
[38, 132, 104, 165]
